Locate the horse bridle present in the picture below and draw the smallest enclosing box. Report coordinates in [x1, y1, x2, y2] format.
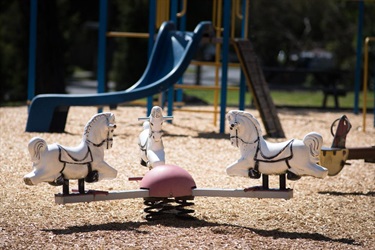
[149, 122, 164, 140]
[229, 122, 259, 147]
[86, 119, 116, 149]
[86, 134, 113, 149]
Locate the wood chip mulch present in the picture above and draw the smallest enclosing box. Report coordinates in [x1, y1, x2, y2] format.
[0, 105, 374, 249]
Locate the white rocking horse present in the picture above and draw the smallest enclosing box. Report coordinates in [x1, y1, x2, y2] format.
[24, 112, 118, 187]
[138, 106, 173, 169]
[226, 110, 328, 180]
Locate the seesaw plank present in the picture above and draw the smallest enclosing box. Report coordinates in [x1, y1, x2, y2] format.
[55, 189, 150, 205]
[192, 188, 293, 199]
[55, 188, 293, 205]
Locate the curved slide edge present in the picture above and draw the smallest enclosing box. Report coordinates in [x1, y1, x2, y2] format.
[26, 21, 212, 132]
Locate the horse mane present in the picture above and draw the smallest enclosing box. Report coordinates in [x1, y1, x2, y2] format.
[84, 113, 109, 137]
[240, 112, 262, 134]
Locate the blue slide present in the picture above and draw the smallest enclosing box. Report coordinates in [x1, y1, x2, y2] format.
[26, 21, 211, 132]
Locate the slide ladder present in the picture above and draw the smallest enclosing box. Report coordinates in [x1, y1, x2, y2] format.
[233, 39, 285, 138]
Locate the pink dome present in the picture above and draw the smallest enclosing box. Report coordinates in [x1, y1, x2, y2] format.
[140, 165, 196, 198]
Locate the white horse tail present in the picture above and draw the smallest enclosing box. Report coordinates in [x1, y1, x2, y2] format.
[142, 121, 150, 130]
[28, 137, 47, 163]
[303, 132, 323, 162]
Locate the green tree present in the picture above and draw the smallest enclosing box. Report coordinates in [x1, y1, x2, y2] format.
[249, 0, 375, 87]
[0, 0, 67, 104]
[0, 1, 28, 103]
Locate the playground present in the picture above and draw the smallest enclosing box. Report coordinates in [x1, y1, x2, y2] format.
[1, 0, 374, 248]
[1, 105, 374, 249]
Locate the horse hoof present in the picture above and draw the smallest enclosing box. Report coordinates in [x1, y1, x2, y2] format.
[248, 169, 261, 179]
[287, 171, 301, 181]
[140, 159, 147, 167]
[48, 175, 65, 186]
[85, 170, 99, 183]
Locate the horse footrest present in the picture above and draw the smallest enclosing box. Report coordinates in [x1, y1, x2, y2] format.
[70, 189, 109, 195]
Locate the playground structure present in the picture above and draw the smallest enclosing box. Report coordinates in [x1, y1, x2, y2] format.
[26, 0, 374, 136]
[25, 21, 211, 132]
[26, 1, 374, 136]
[26, 0, 287, 137]
[24, 106, 338, 220]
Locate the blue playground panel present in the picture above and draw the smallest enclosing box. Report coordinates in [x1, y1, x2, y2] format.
[26, 21, 212, 132]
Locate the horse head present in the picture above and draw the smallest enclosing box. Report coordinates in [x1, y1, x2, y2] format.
[150, 106, 163, 119]
[84, 112, 116, 149]
[148, 106, 165, 142]
[139, 106, 173, 146]
[227, 110, 261, 147]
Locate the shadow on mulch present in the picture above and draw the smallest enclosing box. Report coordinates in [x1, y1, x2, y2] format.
[43, 218, 360, 246]
[318, 191, 375, 197]
[195, 132, 228, 139]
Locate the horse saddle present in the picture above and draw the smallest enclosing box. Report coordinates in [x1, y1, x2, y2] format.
[58, 145, 93, 164]
[255, 139, 294, 162]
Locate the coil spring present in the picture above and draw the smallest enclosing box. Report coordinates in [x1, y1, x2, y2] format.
[143, 197, 195, 220]
[143, 198, 174, 220]
[175, 198, 195, 219]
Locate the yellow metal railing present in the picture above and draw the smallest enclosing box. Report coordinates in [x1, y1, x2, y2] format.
[156, 0, 170, 28]
[179, 0, 249, 126]
[176, 0, 187, 17]
[106, 32, 149, 38]
[106, 0, 175, 39]
[362, 36, 375, 132]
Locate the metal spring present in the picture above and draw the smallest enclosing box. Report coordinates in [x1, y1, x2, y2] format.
[143, 198, 174, 220]
[175, 198, 195, 219]
[143, 197, 195, 220]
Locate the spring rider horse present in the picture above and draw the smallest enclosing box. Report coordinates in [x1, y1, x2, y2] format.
[138, 106, 173, 169]
[24, 112, 118, 194]
[226, 110, 328, 189]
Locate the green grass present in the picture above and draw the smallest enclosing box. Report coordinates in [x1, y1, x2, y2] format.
[183, 89, 374, 109]
[4, 87, 371, 110]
